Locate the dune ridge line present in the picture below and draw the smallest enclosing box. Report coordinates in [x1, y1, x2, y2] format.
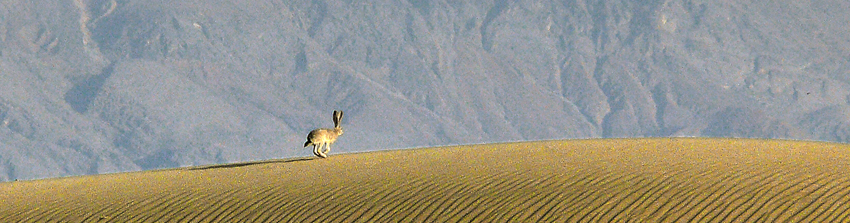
[2, 138, 850, 222]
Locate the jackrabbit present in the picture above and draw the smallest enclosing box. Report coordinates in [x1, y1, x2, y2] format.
[303, 110, 343, 158]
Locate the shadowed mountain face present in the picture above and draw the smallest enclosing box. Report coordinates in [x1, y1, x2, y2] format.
[1, 0, 849, 181]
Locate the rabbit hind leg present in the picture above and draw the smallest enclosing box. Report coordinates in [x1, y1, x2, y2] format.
[313, 144, 321, 157]
[317, 143, 328, 158]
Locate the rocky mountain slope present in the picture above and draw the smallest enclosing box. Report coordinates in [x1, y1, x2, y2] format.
[1, 0, 849, 181]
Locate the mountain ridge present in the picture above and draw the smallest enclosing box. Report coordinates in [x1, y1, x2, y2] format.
[0, 0, 848, 181]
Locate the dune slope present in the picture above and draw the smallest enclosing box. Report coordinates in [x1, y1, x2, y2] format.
[2, 138, 850, 222]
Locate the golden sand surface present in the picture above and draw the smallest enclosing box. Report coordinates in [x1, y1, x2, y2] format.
[2, 138, 850, 222]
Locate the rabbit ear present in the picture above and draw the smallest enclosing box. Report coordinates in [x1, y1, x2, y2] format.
[333, 110, 343, 127]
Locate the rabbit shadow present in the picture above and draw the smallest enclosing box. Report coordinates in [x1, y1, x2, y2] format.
[187, 157, 316, 171]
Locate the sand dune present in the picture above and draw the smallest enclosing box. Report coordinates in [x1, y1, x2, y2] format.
[2, 138, 850, 222]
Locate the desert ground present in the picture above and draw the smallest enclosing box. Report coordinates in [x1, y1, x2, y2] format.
[2, 138, 850, 222]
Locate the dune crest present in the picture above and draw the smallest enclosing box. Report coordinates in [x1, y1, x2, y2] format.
[2, 138, 850, 222]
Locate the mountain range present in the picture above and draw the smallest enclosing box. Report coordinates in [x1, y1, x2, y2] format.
[1, 0, 849, 181]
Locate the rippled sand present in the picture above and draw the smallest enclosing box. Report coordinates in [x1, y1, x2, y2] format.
[2, 138, 849, 222]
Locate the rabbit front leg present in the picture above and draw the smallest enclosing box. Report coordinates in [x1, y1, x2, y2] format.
[323, 144, 331, 155]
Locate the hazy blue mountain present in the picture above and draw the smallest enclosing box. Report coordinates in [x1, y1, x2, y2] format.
[1, 0, 849, 181]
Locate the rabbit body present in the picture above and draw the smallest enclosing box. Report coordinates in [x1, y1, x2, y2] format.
[304, 110, 343, 158]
